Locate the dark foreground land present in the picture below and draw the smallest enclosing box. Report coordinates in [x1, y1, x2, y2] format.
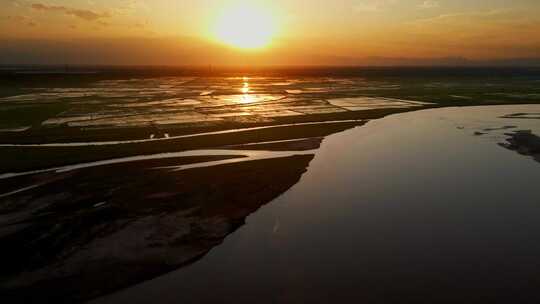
[1, 155, 314, 303]
[501, 130, 540, 163]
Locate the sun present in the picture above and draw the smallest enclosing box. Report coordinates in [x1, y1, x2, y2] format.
[213, 3, 277, 50]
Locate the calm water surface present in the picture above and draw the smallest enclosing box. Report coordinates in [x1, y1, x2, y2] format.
[95, 105, 540, 303]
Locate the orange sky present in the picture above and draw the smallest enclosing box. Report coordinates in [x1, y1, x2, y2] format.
[1, 0, 540, 65]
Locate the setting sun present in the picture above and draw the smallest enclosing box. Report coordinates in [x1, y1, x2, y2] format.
[213, 3, 277, 50]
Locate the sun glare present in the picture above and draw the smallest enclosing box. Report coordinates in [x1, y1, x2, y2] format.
[214, 3, 277, 50]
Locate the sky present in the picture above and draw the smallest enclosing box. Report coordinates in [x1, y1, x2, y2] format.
[1, 0, 540, 66]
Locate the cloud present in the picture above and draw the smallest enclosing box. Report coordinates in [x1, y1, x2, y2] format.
[7, 15, 37, 27]
[8, 0, 23, 7]
[354, 0, 398, 13]
[400, 9, 540, 59]
[411, 9, 532, 27]
[115, 0, 148, 15]
[354, 3, 379, 12]
[418, 1, 439, 9]
[31, 3, 66, 13]
[69, 9, 109, 21]
[123, 0, 148, 11]
[31, 3, 110, 21]
[133, 22, 146, 29]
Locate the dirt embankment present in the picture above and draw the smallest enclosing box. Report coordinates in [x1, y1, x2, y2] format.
[0, 154, 314, 303]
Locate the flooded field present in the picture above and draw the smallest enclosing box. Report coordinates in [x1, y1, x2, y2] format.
[1, 69, 539, 144]
[0, 76, 428, 134]
[1, 69, 540, 303]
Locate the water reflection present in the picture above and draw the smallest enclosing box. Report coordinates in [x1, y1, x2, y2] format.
[239, 94, 256, 104]
[239, 76, 254, 103]
[0, 76, 438, 133]
[241, 77, 250, 94]
[94, 105, 540, 304]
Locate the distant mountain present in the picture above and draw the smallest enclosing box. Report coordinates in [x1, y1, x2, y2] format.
[1, 37, 539, 67]
[352, 56, 540, 67]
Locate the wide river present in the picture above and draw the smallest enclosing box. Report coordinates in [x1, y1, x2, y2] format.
[94, 105, 540, 303]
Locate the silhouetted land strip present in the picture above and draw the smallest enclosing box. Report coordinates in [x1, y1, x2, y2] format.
[2, 66, 540, 80]
[500, 130, 540, 163]
[0, 155, 314, 303]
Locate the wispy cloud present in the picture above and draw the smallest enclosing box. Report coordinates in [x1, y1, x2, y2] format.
[31, 3, 110, 21]
[400, 8, 540, 58]
[7, 15, 37, 27]
[418, 1, 439, 9]
[8, 0, 23, 7]
[354, 0, 398, 13]
[411, 9, 530, 26]
[114, 0, 148, 15]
